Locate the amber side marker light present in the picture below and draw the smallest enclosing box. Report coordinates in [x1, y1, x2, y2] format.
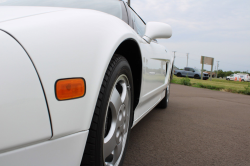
[55, 78, 86, 101]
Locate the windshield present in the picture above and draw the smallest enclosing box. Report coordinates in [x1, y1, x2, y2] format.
[0, 0, 122, 19]
[194, 68, 201, 73]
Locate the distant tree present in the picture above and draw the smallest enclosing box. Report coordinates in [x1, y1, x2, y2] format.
[225, 71, 234, 76]
[217, 70, 225, 78]
[210, 70, 249, 78]
[242, 71, 250, 74]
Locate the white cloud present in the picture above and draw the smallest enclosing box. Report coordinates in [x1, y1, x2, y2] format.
[131, 0, 250, 72]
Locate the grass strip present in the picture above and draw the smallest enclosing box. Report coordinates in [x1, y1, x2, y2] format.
[171, 76, 250, 95]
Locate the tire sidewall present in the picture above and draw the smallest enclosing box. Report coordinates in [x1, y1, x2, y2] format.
[97, 56, 134, 166]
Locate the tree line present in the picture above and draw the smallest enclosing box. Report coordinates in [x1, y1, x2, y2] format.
[214, 70, 250, 78]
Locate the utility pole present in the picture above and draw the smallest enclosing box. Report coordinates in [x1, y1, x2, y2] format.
[173, 51, 176, 59]
[128, 0, 130, 6]
[201, 56, 204, 80]
[171, 51, 176, 79]
[186, 53, 189, 67]
[216, 61, 219, 78]
[210, 58, 214, 81]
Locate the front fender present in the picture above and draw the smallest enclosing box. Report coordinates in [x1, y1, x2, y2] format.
[0, 8, 139, 138]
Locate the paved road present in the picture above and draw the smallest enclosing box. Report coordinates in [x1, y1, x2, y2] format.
[124, 84, 250, 166]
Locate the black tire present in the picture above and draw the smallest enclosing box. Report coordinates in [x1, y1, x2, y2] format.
[177, 73, 181, 77]
[81, 55, 134, 166]
[194, 74, 200, 79]
[156, 85, 170, 109]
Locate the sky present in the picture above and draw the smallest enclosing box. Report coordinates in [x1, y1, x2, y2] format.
[130, 0, 250, 72]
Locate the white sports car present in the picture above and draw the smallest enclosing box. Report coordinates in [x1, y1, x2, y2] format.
[0, 0, 173, 165]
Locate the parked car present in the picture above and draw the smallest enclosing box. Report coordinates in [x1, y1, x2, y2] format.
[0, 0, 174, 166]
[226, 74, 237, 81]
[174, 67, 209, 80]
[227, 73, 250, 82]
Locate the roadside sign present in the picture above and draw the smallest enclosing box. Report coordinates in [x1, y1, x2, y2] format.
[200, 56, 214, 81]
[200, 56, 214, 65]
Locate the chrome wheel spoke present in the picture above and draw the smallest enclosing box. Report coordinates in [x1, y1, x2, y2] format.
[109, 88, 122, 115]
[123, 92, 130, 134]
[103, 75, 131, 166]
[123, 88, 129, 109]
[112, 141, 123, 164]
[116, 104, 125, 127]
[103, 132, 117, 159]
[120, 82, 127, 103]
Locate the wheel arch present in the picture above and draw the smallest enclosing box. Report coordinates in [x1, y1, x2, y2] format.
[194, 74, 200, 78]
[114, 39, 142, 119]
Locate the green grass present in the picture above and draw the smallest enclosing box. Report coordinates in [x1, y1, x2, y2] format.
[171, 75, 250, 95]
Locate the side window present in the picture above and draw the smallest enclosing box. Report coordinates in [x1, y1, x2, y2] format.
[184, 68, 189, 71]
[189, 68, 194, 71]
[129, 8, 146, 37]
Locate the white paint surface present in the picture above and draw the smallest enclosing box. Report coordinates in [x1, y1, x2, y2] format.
[0, 30, 51, 152]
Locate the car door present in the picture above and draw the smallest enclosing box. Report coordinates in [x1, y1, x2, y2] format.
[188, 68, 195, 77]
[126, 5, 171, 122]
[182, 67, 189, 77]
[230, 74, 234, 80]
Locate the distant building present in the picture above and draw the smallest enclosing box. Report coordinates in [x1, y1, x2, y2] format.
[204, 71, 216, 77]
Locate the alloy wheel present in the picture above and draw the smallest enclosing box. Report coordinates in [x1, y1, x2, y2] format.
[103, 75, 131, 166]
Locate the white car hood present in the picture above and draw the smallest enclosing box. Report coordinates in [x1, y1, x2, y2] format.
[0, 6, 64, 23]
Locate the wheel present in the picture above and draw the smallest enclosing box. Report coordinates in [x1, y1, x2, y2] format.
[81, 55, 134, 166]
[177, 73, 181, 77]
[242, 79, 245, 82]
[156, 85, 170, 109]
[194, 74, 200, 79]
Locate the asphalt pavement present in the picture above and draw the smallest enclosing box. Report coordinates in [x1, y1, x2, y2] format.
[123, 84, 250, 166]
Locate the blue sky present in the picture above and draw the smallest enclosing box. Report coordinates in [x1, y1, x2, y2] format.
[130, 0, 250, 72]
